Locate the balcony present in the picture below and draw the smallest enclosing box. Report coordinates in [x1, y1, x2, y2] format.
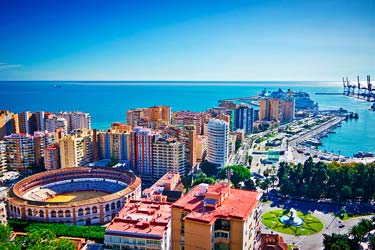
[213, 231, 230, 245]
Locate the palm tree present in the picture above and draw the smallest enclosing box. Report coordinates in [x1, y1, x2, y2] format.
[349, 225, 366, 246]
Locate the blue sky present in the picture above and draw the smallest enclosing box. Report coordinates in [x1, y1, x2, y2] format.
[0, 0, 374, 81]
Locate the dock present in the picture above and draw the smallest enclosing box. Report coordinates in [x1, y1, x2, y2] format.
[289, 116, 346, 147]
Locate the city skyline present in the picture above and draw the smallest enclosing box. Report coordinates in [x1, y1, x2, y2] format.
[0, 0, 374, 81]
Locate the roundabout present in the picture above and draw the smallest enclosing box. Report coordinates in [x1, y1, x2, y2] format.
[262, 209, 324, 236]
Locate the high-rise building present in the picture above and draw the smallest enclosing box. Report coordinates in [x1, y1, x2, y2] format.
[234, 104, 254, 134]
[127, 106, 171, 129]
[110, 122, 132, 133]
[207, 119, 229, 169]
[195, 135, 207, 162]
[130, 127, 159, 179]
[172, 183, 262, 250]
[3, 131, 55, 170]
[29, 111, 45, 134]
[152, 136, 185, 179]
[172, 111, 211, 135]
[104, 200, 172, 250]
[164, 125, 197, 171]
[33, 131, 56, 166]
[143, 106, 171, 126]
[0, 141, 7, 175]
[98, 129, 130, 161]
[0, 110, 14, 139]
[15, 111, 32, 134]
[44, 144, 60, 170]
[59, 111, 91, 132]
[259, 89, 295, 123]
[59, 129, 93, 168]
[4, 134, 35, 170]
[13, 111, 45, 135]
[45, 114, 68, 135]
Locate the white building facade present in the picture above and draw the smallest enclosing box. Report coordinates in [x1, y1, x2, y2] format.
[207, 119, 229, 169]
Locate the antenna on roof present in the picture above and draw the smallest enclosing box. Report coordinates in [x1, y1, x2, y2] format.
[226, 168, 233, 187]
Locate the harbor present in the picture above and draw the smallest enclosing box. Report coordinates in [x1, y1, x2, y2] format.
[342, 75, 375, 102]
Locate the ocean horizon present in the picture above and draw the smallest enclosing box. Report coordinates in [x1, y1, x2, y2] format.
[1, 80, 374, 157]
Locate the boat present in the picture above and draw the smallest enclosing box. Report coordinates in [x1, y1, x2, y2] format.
[54, 84, 62, 88]
[353, 151, 374, 158]
[305, 138, 322, 146]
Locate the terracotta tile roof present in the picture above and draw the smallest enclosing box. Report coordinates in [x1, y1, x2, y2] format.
[172, 184, 261, 224]
[106, 200, 171, 239]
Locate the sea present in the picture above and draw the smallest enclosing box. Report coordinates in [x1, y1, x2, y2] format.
[1, 81, 374, 157]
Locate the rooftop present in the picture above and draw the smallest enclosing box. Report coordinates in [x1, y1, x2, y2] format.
[142, 172, 181, 202]
[105, 200, 171, 239]
[172, 184, 261, 224]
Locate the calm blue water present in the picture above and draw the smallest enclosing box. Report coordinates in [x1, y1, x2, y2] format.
[1, 81, 374, 157]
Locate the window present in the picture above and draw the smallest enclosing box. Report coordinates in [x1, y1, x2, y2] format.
[51, 210, 56, 218]
[214, 219, 230, 231]
[214, 231, 229, 239]
[180, 211, 188, 235]
[58, 210, 64, 217]
[78, 208, 83, 216]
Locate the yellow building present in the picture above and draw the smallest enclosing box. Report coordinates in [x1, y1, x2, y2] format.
[172, 184, 262, 250]
[164, 125, 197, 171]
[0, 110, 13, 139]
[59, 129, 93, 168]
[97, 128, 130, 162]
[126, 106, 171, 129]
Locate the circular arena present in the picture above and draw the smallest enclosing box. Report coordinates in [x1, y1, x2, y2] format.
[7, 167, 141, 225]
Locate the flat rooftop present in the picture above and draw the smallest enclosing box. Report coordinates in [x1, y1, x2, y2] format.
[172, 184, 261, 224]
[105, 200, 171, 239]
[142, 172, 181, 202]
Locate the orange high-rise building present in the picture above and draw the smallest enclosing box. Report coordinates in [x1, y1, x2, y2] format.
[164, 125, 197, 171]
[44, 144, 60, 170]
[126, 106, 171, 129]
[172, 183, 262, 250]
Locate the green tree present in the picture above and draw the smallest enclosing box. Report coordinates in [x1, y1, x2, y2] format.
[107, 155, 119, 167]
[25, 229, 75, 250]
[349, 224, 367, 246]
[218, 165, 251, 187]
[369, 234, 375, 250]
[199, 160, 218, 177]
[192, 173, 215, 186]
[244, 179, 256, 191]
[0, 224, 11, 242]
[323, 233, 351, 250]
[340, 186, 352, 201]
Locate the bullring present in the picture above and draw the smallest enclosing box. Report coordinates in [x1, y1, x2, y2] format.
[7, 167, 141, 225]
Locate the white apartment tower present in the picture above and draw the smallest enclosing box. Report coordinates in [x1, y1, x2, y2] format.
[207, 119, 229, 169]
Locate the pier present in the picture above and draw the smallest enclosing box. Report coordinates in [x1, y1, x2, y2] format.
[343, 75, 375, 102]
[289, 116, 346, 147]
